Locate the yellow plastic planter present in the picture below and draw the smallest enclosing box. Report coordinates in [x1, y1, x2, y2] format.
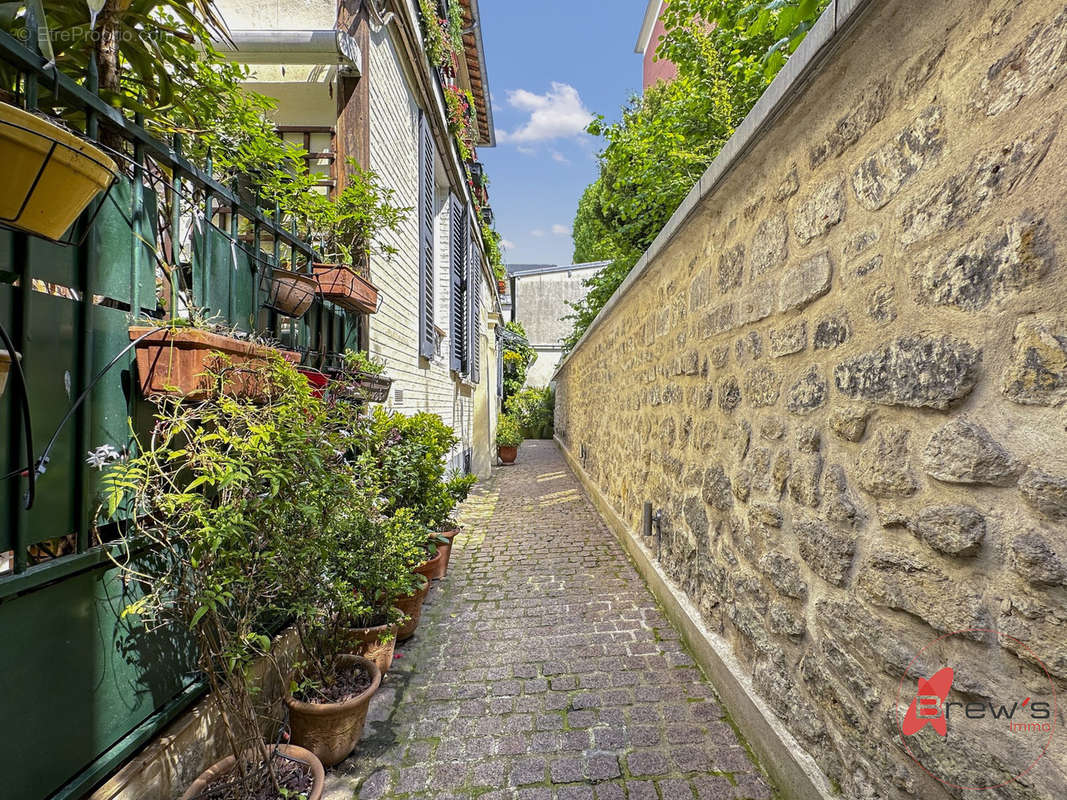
[0, 102, 116, 241]
[0, 349, 14, 397]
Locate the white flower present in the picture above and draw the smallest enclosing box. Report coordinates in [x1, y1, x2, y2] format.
[86, 444, 121, 470]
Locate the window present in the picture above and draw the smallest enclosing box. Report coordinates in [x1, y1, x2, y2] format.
[417, 111, 435, 359]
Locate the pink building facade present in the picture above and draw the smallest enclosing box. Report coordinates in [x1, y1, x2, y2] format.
[635, 0, 677, 90]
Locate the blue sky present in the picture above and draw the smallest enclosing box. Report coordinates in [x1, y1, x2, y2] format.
[478, 1, 650, 266]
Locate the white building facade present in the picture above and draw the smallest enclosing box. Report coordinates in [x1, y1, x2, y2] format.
[217, 0, 502, 476]
[505, 261, 607, 388]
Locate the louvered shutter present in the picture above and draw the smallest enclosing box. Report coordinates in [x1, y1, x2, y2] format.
[496, 327, 503, 398]
[449, 195, 467, 374]
[417, 112, 435, 359]
[468, 232, 482, 384]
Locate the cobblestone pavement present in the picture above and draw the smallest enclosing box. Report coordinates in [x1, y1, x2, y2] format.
[325, 440, 777, 800]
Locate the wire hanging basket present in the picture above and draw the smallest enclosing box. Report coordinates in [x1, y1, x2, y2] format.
[0, 102, 118, 244]
[261, 267, 319, 318]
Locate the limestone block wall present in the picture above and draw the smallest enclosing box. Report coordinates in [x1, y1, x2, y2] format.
[554, 1, 1067, 797]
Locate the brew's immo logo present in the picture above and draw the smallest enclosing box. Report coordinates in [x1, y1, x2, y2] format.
[898, 629, 1058, 790]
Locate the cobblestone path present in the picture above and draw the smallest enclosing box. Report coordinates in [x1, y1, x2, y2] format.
[325, 440, 777, 800]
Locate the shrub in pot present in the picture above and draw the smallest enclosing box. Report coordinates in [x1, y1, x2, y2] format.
[355, 409, 476, 577]
[297, 162, 409, 313]
[496, 415, 523, 464]
[102, 357, 337, 798]
[340, 506, 425, 673]
[333, 350, 393, 404]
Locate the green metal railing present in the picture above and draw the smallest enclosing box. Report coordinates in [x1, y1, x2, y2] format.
[0, 23, 358, 800]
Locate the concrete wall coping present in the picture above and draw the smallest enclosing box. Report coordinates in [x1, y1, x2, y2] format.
[553, 0, 876, 380]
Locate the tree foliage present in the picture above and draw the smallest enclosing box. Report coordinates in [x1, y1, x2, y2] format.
[564, 0, 830, 353]
[501, 321, 536, 403]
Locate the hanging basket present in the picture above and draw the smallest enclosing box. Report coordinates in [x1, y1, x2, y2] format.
[313, 263, 379, 314]
[347, 372, 393, 403]
[129, 326, 299, 401]
[263, 268, 318, 318]
[0, 349, 18, 397]
[0, 102, 117, 241]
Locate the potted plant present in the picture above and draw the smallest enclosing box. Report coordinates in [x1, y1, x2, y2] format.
[299, 162, 409, 314]
[339, 502, 424, 674]
[422, 472, 476, 579]
[496, 414, 523, 464]
[0, 101, 117, 241]
[102, 358, 334, 799]
[129, 321, 300, 400]
[335, 350, 393, 403]
[273, 445, 388, 768]
[263, 267, 318, 318]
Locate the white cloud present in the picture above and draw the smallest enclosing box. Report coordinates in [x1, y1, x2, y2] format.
[551, 224, 572, 236]
[500, 238, 516, 250]
[551, 150, 570, 164]
[530, 229, 546, 238]
[496, 82, 593, 144]
[516, 145, 536, 156]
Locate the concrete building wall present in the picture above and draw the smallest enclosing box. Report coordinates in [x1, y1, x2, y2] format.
[556, 1, 1067, 797]
[510, 265, 599, 387]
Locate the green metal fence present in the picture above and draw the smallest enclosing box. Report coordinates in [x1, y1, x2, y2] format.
[0, 24, 358, 800]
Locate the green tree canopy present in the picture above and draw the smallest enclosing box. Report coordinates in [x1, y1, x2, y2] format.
[564, 0, 830, 353]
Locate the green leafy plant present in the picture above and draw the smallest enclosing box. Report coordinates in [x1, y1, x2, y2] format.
[495, 415, 523, 449]
[341, 350, 387, 376]
[501, 322, 536, 403]
[506, 386, 555, 440]
[355, 408, 473, 532]
[102, 354, 344, 795]
[565, 0, 830, 353]
[300, 160, 411, 268]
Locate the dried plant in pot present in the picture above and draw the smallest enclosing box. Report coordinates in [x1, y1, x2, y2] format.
[333, 350, 393, 404]
[129, 319, 299, 401]
[101, 358, 344, 799]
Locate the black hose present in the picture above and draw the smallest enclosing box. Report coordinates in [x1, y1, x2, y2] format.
[0, 325, 169, 504]
[0, 317, 34, 508]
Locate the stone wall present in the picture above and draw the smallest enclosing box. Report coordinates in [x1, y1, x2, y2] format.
[554, 1, 1067, 797]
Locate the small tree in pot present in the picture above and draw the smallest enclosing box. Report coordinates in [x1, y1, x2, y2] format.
[496, 415, 523, 465]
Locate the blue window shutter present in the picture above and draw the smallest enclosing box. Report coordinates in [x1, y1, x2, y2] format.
[417, 112, 435, 359]
[449, 196, 467, 374]
[469, 233, 482, 384]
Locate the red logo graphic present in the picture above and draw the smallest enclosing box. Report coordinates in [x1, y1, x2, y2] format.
[902, 666, 954, 737]
[897, 629, 1058, 791]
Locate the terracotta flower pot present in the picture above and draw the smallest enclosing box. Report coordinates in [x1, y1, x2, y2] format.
[265, 268, 318, 318]
[394, 578, 430, 641]
[429, 529, 461, 579]
[179, 744, 325, 800]
[313, 263, 379, 314]
[498, 445, 518, 464]
[413, 548, 446, 583]
[129, 326, 299, 400]
[0, 101, 116, 241]
[285, 655, 382, 767]
[344, 612, 401, 675]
